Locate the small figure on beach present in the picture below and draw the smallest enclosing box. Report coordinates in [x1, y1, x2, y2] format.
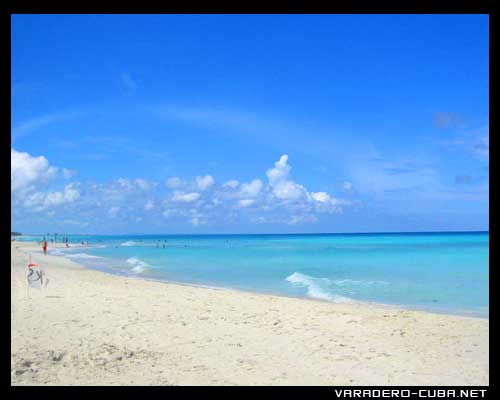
[41, 239, 47, 255]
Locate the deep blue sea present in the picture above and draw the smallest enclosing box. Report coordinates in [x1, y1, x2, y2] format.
[16, 232, 489, 317]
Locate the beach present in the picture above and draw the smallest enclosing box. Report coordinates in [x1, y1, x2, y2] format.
[11, 241, 489, 386]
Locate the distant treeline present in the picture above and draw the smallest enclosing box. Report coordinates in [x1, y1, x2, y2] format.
[11, 232, 22, 236]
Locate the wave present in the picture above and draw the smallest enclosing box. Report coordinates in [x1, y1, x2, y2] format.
[126, 257, 151, 274]
[48, 249, 66, 256]
[65, 253, 103, 260]
[286, 272, 353, 303]
[120, 241, 137, 246]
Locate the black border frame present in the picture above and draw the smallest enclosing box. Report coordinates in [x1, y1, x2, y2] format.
[4, 0, 496, 395]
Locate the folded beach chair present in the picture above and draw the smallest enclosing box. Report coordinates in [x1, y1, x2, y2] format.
[26, 253, 48, 294]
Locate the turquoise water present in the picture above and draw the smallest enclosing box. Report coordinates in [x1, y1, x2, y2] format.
[17, 232, 489, 317]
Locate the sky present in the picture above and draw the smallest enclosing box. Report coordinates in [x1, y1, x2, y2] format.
[11, 14, 489, 234]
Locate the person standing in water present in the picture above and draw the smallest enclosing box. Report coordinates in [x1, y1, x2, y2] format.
[41, 239, 47, 255]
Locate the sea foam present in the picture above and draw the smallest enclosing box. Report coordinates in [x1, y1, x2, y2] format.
[126, 257, 151, 274]
[286, 272, 352, 303]
[65, 253, 103, 259]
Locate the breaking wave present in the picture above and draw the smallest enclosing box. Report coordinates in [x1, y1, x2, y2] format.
[65, 253, 104, 260]
[120, 241, 137, 246]
[286, 272, 353, 303]
[286, 272, 390, 303]
[126, 257, 151, 274]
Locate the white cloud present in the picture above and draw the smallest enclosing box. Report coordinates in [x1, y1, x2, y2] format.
[289, 214, 318, 225]
[116, 178, 133, 190]
[12, 150, 354, 229]
[266, 154, 291, 186]
[62, 183, 80, 202]
[265, 155, 308, 201]
[165, 177, 183, 189]
[43, 184, 80, 208]
[114, 178, 154, 191]
[239, 179, 263, 198]
[273, 181, 306, 200]
[134, 178, 153, 190]
[172, 191, 200, 203]
[223, 180, 239, 189]
[11, 149, 58, 195]
[196, 175, 214, 191]
[311, 192, 331, 203]
[237, 199, 255, 208]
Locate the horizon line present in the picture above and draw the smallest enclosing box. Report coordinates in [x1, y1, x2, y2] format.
[12, 230, 489, 237]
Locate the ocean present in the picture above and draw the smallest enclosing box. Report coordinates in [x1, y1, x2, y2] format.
[17, 232, 489, 317]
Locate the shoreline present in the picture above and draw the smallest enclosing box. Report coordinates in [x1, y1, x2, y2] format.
[37, 241, 488, 320]
[11, 241, 489, 385]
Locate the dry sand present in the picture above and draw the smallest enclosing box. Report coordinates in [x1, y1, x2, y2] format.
[11, 241, 488, 386]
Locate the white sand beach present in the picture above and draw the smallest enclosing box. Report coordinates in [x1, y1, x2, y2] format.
[11, 241, 489, 386]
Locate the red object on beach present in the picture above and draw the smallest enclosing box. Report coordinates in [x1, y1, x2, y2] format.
[27, 263, 38, 268]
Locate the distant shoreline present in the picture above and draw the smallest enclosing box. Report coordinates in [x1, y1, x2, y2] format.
[12, 230, 489, 238]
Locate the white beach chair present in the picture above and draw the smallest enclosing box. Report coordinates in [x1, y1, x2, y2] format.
[26, 253, 49, 298]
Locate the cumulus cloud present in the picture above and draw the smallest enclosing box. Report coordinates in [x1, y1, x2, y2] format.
[273, 180, 307, 200]
[172, 191, 200, 203]
[239, 179, 263, 198]
[310, 192, 331, 203]
[266, 155, 307, 201]
[43, 184, 81, 208]
[134, 178, 154, 191]
[165, 177, 183, 188]
[266, 154, 291, 186]
[12, 150, 353, 230]
[196, 175, 215, 191]
[11, 149, 58, 195]
[222, 180, 239, 189]
[237, 199, 255, 208]
[264, 155, 346, 214]
[115, 178, 154, 191]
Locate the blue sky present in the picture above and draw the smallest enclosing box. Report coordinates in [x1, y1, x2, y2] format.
[11, 14, 489, 234]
